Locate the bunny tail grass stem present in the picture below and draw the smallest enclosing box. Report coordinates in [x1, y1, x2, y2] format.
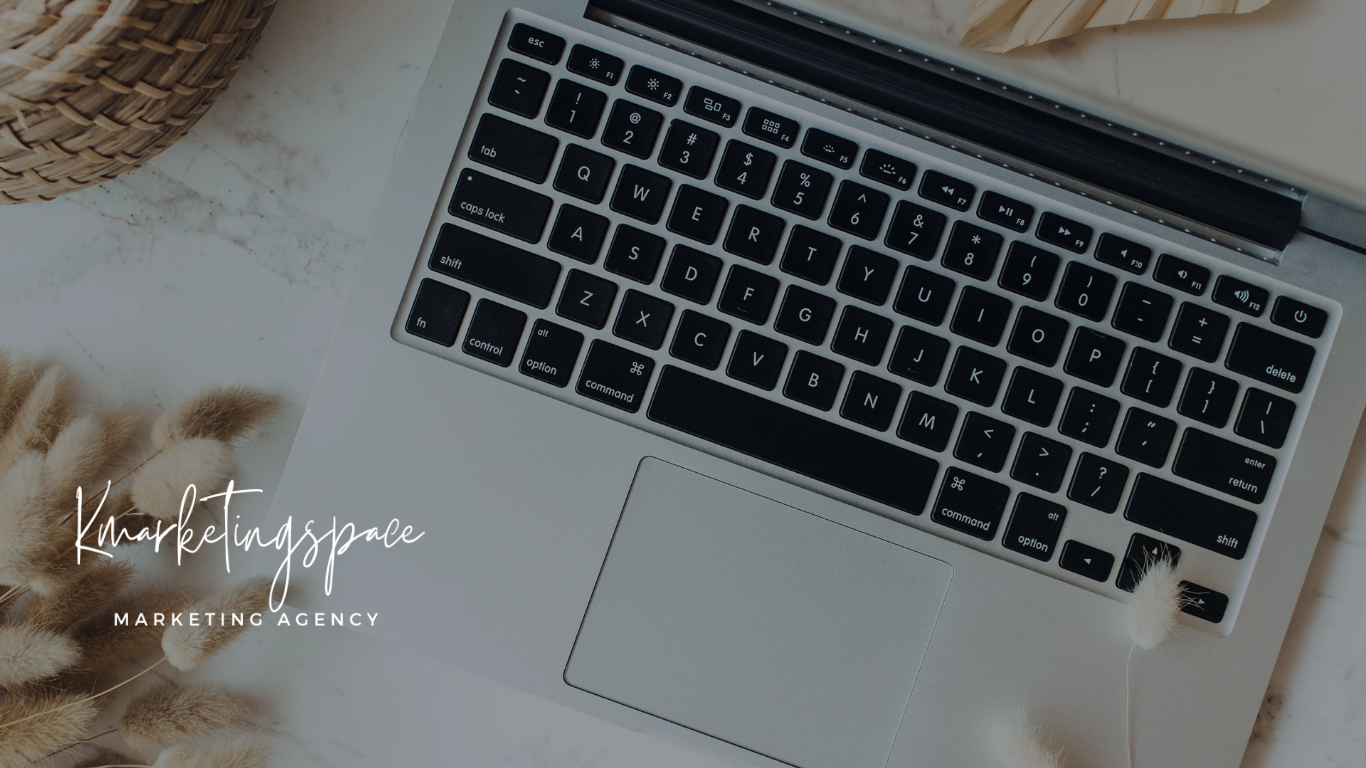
[1126, 641, 1136, 768]
[40, 727, 118, 760]
[0, 655, 168, 732]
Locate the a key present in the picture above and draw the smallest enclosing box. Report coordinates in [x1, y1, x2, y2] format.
[487, 59, 550, 118]
[724, 205, 785, 264]
[1060, 541, 1115, 582]
[603, 224, 666, 284]
[1121, 348, 1183, 408]
[1115, 533, 1183, 591]
[577, 340, 655, 413]
[625, 65, 681, 106]
[519, 319, 583, 388]
[1167, 301, 1230, 362]
[556, 269, 618, 330]
[1213, 275, 1269, 317]
[553, 144, 615, 204]
[1064, 327, 1127, 387]
[1001, 368, 1063, 427]
[1270, 296, 1328, 339]
[1172, 428, 1276, 504]
[508, 24, 564, 64]
[897, 392, 960, 452]
[884, 201, 947, 260]
[1124, 474, 1256, 559]
[449, 170, 552, 243]
[1002, 494, 1067, 561]
[837, 246, 898, 305]
[666, 185, 728, 244]
[977, 191, 1033, 233]
[1067, 452, 1129, 513]
[887, 326, 951, 386]
[1037, 212, 1092, 253]
[828, 181, 890, 240]
[609, 164, 672, 224]
[468, 113, 558, 183]
[742, 107, 799, 148]
[566, 44, 623, 85]
[545, 80, 607, 138]
[840, 371, 903, 431]
[683, 87, 740, 127]
[1154, 254, 1209, 295]
[920, 170, 974, 211]
[660, 245, 723, 304]
[774, 285, 836, 344]
[1010, 432, 1072, 493]
[954, 412, 1016, 473]
[1112, 282, 1174, 342]
[670, 310, 732, 370]
[714, 140, 776, 199]
[944, 347, 1007, 406]
[950, 287, 1013, 347]
[1095, 233, 1152, 275]
[772, 160, 833, 219]
[613, 290, 676, 350]
[1054, 262, 1117, 322]
[1234, 388, 1296, 449]
[1116, 408, 1177, 468]
[463, 299, 527, 367]
[1007, 307, 1069, 367]
[931, 468, 1010, 540]
[726, 330, 788, 390]
[893, 265, 956, 326]
[718, 266, 780, 324]
[658, 120, 720, 179]
[831, 306, 894, 365]
[1180, 582, 1230, 623]
[784, 350, 845, 411]
[406, 279, 470, 347]
[860, 149, 916, 191]
[1225, 322, 1315, 394]
[428, 224, 560, 308]
[801, 127, 857, 169]
[547, 205, 610, 263]
[941, 222, 1003, 281]
[1058, 387, 1120, 447]
[601, 100, 663, 158]
[1177, 368, 1239, 428]
[780, 226, 843, 285]
[997, 242, 1059, 302]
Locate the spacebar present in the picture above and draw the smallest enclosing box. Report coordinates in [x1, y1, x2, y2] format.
[648, 366, 940, 514]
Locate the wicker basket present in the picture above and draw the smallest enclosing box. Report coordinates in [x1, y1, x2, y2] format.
[0, 0, 276, 203]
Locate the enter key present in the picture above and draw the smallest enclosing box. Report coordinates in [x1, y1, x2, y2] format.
[1172, 428, 1276, 504]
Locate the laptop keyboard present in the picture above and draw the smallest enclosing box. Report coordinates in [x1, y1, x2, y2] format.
[395, 15, 1336, 630]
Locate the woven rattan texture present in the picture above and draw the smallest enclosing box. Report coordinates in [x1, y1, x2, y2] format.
[0, 0, 276, 203]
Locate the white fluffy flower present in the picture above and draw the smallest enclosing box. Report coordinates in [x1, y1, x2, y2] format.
[130, 438, 232, 520]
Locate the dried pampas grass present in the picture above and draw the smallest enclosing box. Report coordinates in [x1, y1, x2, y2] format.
[120, 684, 255, 751]
[152, 385, 281, 451]
[164, 577, 274, 671]
[0, 693, 100, 768]
[993, 707, 1063, 768]
[76, 589, 196, 671]
[44, 413, 134, 503]
[0, 624, 80, 687]
[964, 0, 1275, 51]
[131, 439, 234, 521]
[152, 735, 272, 768]
[73, 747, 138, 768]
[0, 452, 64, 590]
[25, 559, 134, 630]
[0, 350, 37, 439]
[0, 365, 74, 475]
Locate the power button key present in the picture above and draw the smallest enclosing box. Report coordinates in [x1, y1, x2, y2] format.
[1270, 296, 1328, 339]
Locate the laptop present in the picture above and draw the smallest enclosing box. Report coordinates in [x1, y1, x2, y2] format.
[263, 1, 1366, 766]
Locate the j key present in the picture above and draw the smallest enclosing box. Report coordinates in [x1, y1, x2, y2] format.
[898, 392, 959, 452]
[613, 290, 676, 350]
[997, 242, 1059, 302]
[488, 59, 550, 118]
[742, 107, 799, 148]
[1167, 302, 1230, 362]
[932, 468, 1010, 540]
[1271, 296, 1328, 339]
[1234, 388, 1296, 449]
[954, 412, 1016, 473]
[545, 80, 607, 138]
[556, 269, 618, 330]
[547, 205, 609, 263]
[684, 87, 740, 127]
[1177, 368, 1239, 428]
[1002, 494, 1067, 561]
[661, 245, 723, 304]
[609, 165, 672, 224]
[1001, 368, 1063, 427]
[944, 347, 1007, 406]
[1172, 428, 1276, 504]
[1067, 452, 1130, 513]
[1008, 307, 1069, 367]
[884, 201, 947, 260]
[519, 319, 583, 388]
[577, 340, 655, 413]
[1121, 348, 1182, 408]
[406, 279, 470, 347]
[774, 286, 837, 344]
[1154, 254, 1209, 295]
[670, 310, 732, 371]
[942, 223, 1003, 281]
[1037, 212, 1092, 254]
[888, 326, 951, 386]
[625, 65, 681, 106]
[1059, 541, 1114, 582]
[468, 114, 558, 183]
[508, 24, 564, 64]
[1116, 534, 1182, 591]
[801, 127, 857, 169]
[715, 140, 776, 199]
[727, 330, 788, 390]
[724, 205, 784, 264]
[658, 121, 720, 179]
[920, 170, 974, 211]
[603, 224, 666, 284]
[950, 287, 1012, 347]
[837, 246, 898, 306]
[780, 226, 843, 285]
[428, 224, 560, 308]
[977, 191, 1032, 232]
[566, 44, 623, 85]
[449, 169, 552, 243]
[1064, 327, 1126, 387]
[772, 160, 833, 219]
[784, 350, 845, 411]
[1124, 474, 1256, 559]
[840, 371, 902, 431]
[1180, 581, 1230, 623]
[718, 266, 780, 324]
[1095, 233, 1152, 275]
[553, 144, 615, 204]
[601, 101, 663, 158]
[860, 148, 916, 190]
[1010, 433, 1072, 493]
[463, 299, 526, 368]
[1112, 283, 1174, 342]
[1212, 275, 1269, 317]
[831, 306, 893, 365]
[1225, 323, 1315, 394]
[893, 265, 956, 326]
[666, 185, 728, 244]
[828, 181, 890, 241]
[1116, 408, 1177, 468]
[1059, 388, 1120, 447]
[1054, 262, 1117, 322]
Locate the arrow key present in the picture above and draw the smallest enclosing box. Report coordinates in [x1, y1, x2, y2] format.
[1116, 533, 1182, 591]
[919, 170, 976, 211]
[1060, 540, 1115, 582]
[1179, 581, 1229, 623]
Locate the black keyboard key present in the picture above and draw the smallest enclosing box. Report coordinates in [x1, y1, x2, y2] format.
[545, 80, 607, 138]
[601, 101, 663, 158]
[950, 287, 1012, 347]
[625, 65, 681, 106]
[954, 412, 1016, 472]
[1095, 233, 1152, 275]
[941, 222, 1003, 281]
[1177, 368, 1239, 429]
[1008, 307, 1069, 367]
[893, 265, 956, 326]
[1167, 302, 1230, 362]
[727, 331, 788, 390]
[840, 371, 902, 431]
[661, 245, 722, 304]
[1180, 582, 1230, 623]
[1173, 428, 1275, 504]
[1234, 388, 1296, 449]
[684, 87, 740, 127]
[802, 128, 857, 169]
[784, 350, 845, 411]
[884, 201, 947, 260]
[1124, 474, 1256, 559]
[1212, 275, 1269, 317]
[1060, 541, 1114, 582]
[463, 299, 526, 367]
[724, 205, 785, 264]
[1225, 322, 1314, 394]
[1054, 262, 1116, 322]
[1116, 534, 1182, 592]
[888, 326, 951, 386]
[520, 320, 583, 388]
[1002, 495, 1066, 561]
[919, 170, 974, 211]
[553, 144, 616, 204]
[547, 205, 609, 263]
[658, 121, 720, 179]
[566, 44, 623, 85]
[831, 306, 893, 365]
[1270, 296, 1328, 339]
[610, 165, 672, 224]
[780, 226, 843, 285]
[488, 59, 550, 118]
[406, 279, 470, 346]
[1067, 452, 1129, 513]
[742, 107, 798, 148]
[429, 224, 560, 308]
[1121, 348, 1182, 408]
[556, 269, 618, 330]
[468, 113, 558, 183]
[670, 310, 732, 370]
[774, 286, 836, 344]
[578, 340, 655, 413]
[715, 140, 776, 199]
[860, 149, 916, 190]
[1010, 433, 1072, 493]
[604, 224, 666, 284]
[1037, 212, 1092, 253]
[614, 290, 675, 350]
[772, 161, 833, 219]
[1116, 408, 1177, 468]
[898, 392, 959, 452]
[508, 24, 564, 64]
[977, 191, 1033, 232]
[1064, 327, 1126, 387]
[932, 468, 1009, 540]
[666, 185, 728, 244]
[1058, 388, 1120, 447]
[837, 246, 898, 306]
[828, 181, 890, 240]
[944, 347, 1007, 406]
[650, 367, 940, 513]
[997, 242, 1059, 302]
[1112, 283, 1173, 341]
[718, 266, 780, 324]
[449, 169, 552, 243]
[1154, 254, 1209, 295]
[1001, 368, 1063, 427]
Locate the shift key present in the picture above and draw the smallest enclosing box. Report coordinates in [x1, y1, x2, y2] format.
[429, 224, 561, 309]
[1172, 428, 1276, 504]
[449, 169, 552, 243]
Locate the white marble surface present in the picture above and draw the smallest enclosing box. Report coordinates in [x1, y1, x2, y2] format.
[1, 0, 1363, 765]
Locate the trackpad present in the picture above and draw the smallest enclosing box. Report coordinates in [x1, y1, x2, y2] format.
[566, 458, 953, 768]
